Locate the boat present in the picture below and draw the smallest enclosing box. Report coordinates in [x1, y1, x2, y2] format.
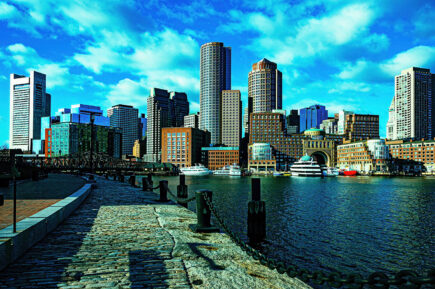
[343, 170, 357, 176]
[290, 155, 322, 177]
[323, 167, 339, 177]
[283, 173, 292, 176]
[213, 164, 242, 176]
[180, 164, 211, 176]
[273, 172, 283, 176]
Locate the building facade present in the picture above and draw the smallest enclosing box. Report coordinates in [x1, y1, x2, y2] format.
[337, 110, 353, 135]
[107, 104, 138, 156]
[132, 139, 146, 159]
[300, 105, 328, 132]
[221, 90, 242, 147]
[248, 143, 276, 172]
[387, 139, 435, 173]
[344, 114, 379, 142]
[337, 139, 389, 173]
[248, 58, 282, 114]
[184, 113, 200, 129]
[161, 127, 210, 168]
[286, 109, 300, 134]
[138, 113, 147, 140]
[145, 88, 190, 162]
[201, 147, 239, 170]
[387, 67, 435, 140]
[200, 42, 231, 144]
[10, 71, 51, 152]
[320, 118, 338, 134]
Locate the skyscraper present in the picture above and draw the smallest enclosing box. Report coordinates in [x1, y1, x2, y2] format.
[200, 42, 231, 144]
[107, 104, 139, 155]
[387, 67, 434, 140]
[9, 71, 50, 151]
[300, 105, 328, 132]
[338, 110, 354, 135]
[145, 88, 189, 162]
[138, 113, 147, 140]
[221, 90, 242, 147]
[248, 58, 282, 113]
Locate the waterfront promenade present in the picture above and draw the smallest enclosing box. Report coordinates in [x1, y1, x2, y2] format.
[0, 176, 310, 288]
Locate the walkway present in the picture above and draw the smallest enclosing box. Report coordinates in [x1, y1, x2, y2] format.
[0, 176, 310, 289]
[0, 174, 85, 229]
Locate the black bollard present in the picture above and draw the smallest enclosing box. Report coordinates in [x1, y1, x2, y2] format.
[0, 193, 3, 206]
[105, 173, 108, 179]
[247, 178, 266, 243]
[142, 174, 153, 191]
[177, 174, 188, 208]
[189, 190, 219, 233]
[119, 174, 124, 182]
[157, 180, 169, 202]
[129, 175, 136, 187]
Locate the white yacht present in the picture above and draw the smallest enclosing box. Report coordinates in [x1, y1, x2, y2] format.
[179, 164, 211, 176]
[213, 164, 242, 176]
[290, 155, 322, 177]
[323, 167, 339, 177]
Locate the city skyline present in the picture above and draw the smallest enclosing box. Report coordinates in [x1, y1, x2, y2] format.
[1, 0, 435, 146]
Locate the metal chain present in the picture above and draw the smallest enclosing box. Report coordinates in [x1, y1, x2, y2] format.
[165, 184, 196, 204]
[203, 194, 434, 289]
[151, 184, 160, 190]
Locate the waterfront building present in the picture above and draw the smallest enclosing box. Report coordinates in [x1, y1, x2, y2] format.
[201, 146, 239, 170]
[248, 58, 282, 114]
[337, 110, 353, 135]
[107, 104, 138, 156]
[248, 143, 276, 172]
[337, 139, 390, 173]
[145, 88, 190, 162]
[302, 129, 337, 167]
[132, 139, 146, 159]
[387, 138, 435, 173]
[221, 90, 242, 147]
[387, 67, 435, 140]
[161, 127, 210, 168]
[200, 42, 231, 144]
[184, 113, 200, 129]
[10, 71, 51, 152]
[299, 105, 328, 132]
[320, 118, 338, 134]
[344, 114, 379, 142]
[286, 110, 300, 134]
[46, 122, 122, 158]
[138, 113, 147, 140]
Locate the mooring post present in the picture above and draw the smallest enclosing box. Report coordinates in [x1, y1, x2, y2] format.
[0, 193, 4, 206]
[142, 174, 153, 191]
[248, 178, 266, 243]
[189, 190, 219, 233]
[157, 180, 169, 202]
[129, 175, 136, 187]
[177, 174, 188, 208]
[119, 174, 124, 183]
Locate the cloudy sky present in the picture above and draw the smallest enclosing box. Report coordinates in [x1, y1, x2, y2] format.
[1, 0, 435, 146]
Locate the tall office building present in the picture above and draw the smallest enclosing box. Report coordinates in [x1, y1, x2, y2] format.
[184, 113, 200, 129]
[387, 67, 434, 140]
[338, 110, 354, 135]
[222, 90, 242, 147]
[300, 105, 328, 132]
[344, 114, 379, 141]
[145, 88, 189, 162]
[138, 113, 147, 140]
[200, 42, 231, 144]
[286, 109, 300, 134]
[9, 71, 50, 151]
[107, 104, 139, 155]
[248, 58, 282, 114]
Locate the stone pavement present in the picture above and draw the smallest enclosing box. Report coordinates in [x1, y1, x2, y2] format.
[0, 174, 85, 229]
[0, 176, 310, 289]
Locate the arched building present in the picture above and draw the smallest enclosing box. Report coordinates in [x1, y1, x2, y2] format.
[302, 128, 336, 167]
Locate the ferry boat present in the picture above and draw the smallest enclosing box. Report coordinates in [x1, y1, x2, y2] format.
[179, 164, 211, 176]
[290, 155, 322, 177]
[323, 167, 339, 177]
[213, 164, 242, 176]
[343, 170, 357, 176]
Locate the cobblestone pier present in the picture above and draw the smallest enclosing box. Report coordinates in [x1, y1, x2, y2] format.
[0, 176, 310, 289]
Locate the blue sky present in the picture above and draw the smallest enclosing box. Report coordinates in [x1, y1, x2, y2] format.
[1, 0, 435, 146]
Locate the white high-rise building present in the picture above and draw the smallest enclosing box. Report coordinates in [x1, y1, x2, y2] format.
[337, 110, 353, 135]
[9, 71, 50, 151]
[200, 42, 231, 144]
[107, 104, 139, 155]
[388, 67, 434, 140]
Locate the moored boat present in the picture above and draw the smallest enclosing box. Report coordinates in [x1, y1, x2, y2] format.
[290, 155, 322, 177]
[343, 170, 357, 176]
[180, 164, 211, 176]
[323, 167, 339, 177]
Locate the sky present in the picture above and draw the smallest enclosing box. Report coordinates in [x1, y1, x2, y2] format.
[1, 0, 435, 146]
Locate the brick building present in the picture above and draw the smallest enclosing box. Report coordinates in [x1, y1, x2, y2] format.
[387, 139, 435, 173]
[201, 147, 239, 170]
[161, 127, 210, 168]
[344, 114, 379, 142]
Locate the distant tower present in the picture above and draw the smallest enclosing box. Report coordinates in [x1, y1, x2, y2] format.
[200, 42, 231, 144]
[107, 104, 139, 155]
[221, 90, 242, 147]
[9, 71, 50, 151]
[248, 58, 282, 113]
[300, 105, 328, 132]
[389, 67, 434, 140]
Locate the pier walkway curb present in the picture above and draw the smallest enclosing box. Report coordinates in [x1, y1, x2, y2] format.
[0, 176, 310, 288]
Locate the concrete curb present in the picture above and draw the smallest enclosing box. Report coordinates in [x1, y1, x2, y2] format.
[0, 183, 92, 271]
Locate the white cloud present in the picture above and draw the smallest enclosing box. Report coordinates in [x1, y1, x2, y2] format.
[190, 101, 200, 113]
[0, 2, 18, 19]
[106, 78, 149, 110]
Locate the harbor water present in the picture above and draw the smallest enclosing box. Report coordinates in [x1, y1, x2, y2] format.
[143, 175, 435, 277]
